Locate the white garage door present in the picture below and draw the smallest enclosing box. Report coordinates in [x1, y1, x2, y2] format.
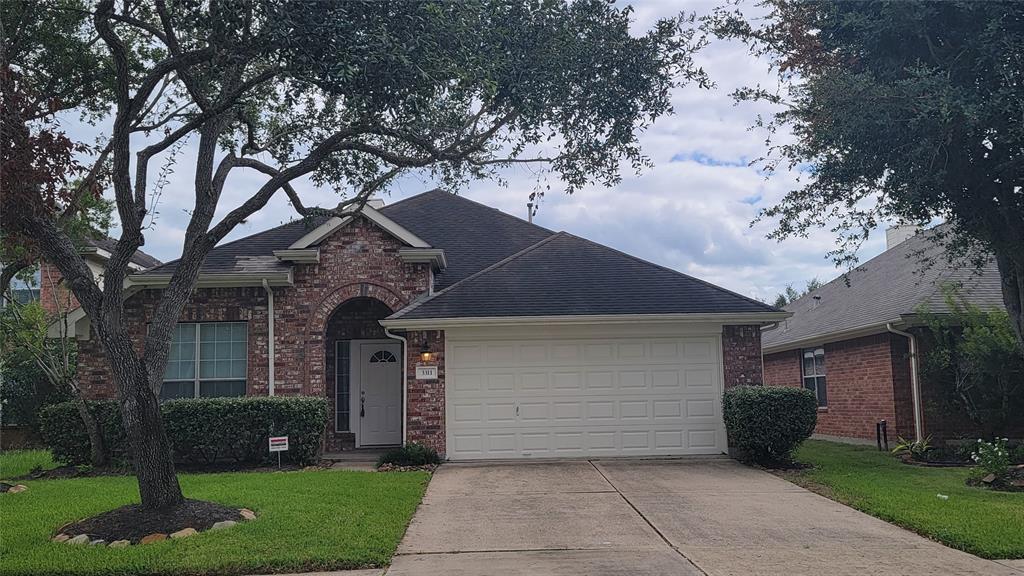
[445, 330, 726, 460]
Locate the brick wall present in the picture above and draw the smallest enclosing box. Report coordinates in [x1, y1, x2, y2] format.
[38, 261, 79, 316]
[722, 325, 763, 388]
[404, 329, 446, 455]
[764, 333, 912, 440]
[78, 215, 431, 402]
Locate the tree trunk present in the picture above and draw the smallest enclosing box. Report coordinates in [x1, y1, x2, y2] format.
[995, 252, 1024, 354]
[72, 395, 109, 468]
[119, 377, 184, 509]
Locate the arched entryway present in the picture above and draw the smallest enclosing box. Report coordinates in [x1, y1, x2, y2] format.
[324, 297, 402, 452]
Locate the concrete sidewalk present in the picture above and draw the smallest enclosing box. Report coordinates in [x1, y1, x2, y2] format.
[386, 458, 1022, 576]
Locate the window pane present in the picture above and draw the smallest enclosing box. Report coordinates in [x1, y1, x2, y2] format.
[814, 349, 826, 375]
[198, 322, 247, 379]
[164, 325, 196, 381]
[802, 353, 815, 377]
[160, 380, 195, 400]
[199, 380, 246, 397]
[803, 378, 816, 393]
[816, 376, 828, 407]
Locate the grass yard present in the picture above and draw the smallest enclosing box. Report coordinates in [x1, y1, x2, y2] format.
[0, 449, 58, 479]
[785, 440, 1024, 559]
[0, 451, 429, 576]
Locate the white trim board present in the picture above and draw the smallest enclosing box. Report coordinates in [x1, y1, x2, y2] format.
[288, 205, 430, 250]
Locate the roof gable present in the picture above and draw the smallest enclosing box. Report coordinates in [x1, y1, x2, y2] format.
[762, 226, 1003, 352]
[288, 205, 430, 249]
[388, 232, 779, 321]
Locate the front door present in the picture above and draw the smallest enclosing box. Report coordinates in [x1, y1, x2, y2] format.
[358, 341, 402, 446]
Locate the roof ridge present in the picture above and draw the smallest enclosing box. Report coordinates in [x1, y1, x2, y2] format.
[377, 187, 445, 212]
[557, 231, 779, 313]
[382, 187, 556, 236]
[388, 232, 563, 319]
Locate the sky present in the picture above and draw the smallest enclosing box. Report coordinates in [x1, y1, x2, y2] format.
[72, 0, 891, 303]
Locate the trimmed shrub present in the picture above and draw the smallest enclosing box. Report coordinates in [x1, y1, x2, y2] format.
[40, 396, 327, 467]
[723, 385, 817, 465]
[377, 442, 441, 467]
[38, 401, 126, 466]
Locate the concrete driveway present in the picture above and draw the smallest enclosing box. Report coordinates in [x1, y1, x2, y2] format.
[387, 458, 1021, 576]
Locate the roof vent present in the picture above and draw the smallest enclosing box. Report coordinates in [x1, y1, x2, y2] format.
[366, 196, 385, 209]
[885, 224, 918, 250]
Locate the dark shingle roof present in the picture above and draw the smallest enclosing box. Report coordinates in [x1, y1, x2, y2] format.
[762, 226, 1004, 351]
[84, 237, 163, 269]
[379, 189, 555, 289]
[142, 217, 327, 275]
[389, 232, 778, 320]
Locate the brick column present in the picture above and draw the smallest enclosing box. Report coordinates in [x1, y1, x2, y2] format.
[722, 325, 762, 388]
[404, 329, 446, 456]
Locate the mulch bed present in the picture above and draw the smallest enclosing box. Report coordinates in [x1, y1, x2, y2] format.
[59, 499, 242, 543]
[377, 463, 438, 472]
[12, 464, 131, 481]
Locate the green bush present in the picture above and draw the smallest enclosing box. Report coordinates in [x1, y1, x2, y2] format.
[38, 401, 126, 465]
[377, 442, 441, 467]
[723, 385, 818, 465]
[40, 396, 327, 467]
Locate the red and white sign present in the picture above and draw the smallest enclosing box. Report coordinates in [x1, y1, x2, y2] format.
[269, 436, 289, 452]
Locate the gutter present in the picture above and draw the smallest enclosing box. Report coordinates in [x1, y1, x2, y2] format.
[262, 279, 276, 396]
[381, 311, 791, 330]
[383, 327, 408, 446]
[886, 323, 923, 442]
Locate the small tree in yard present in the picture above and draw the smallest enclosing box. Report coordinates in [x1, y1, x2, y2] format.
[919, 287, 1024, 439]
[2, 0, 706, 511]
[709, 1, 1024, 352]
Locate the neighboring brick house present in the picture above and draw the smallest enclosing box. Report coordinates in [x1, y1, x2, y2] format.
[38, 236, 162, 316]
[53, 189, 786, 459]
[762, 225, 1018, 443]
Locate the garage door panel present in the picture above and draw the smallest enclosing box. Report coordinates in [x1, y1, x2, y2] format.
[446, 334, 725, 459]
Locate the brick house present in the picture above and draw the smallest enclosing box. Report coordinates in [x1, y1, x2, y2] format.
[762, 226, 1018, 443]
[52, 189, 786, 459]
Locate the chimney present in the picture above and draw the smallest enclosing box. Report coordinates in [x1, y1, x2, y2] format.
[885, 224, 918, 250]
[527, 202, 534, 223]
[366, 196, 385, 209]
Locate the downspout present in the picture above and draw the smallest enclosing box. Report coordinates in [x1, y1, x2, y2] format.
[887, 323, 922, 442]
[759, 322, 780, 384]
[262, 279, 275, 396]
[383, 327, 407, 446]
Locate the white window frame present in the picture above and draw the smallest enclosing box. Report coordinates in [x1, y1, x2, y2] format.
[162, 322, 248, 399]
[802, 347, 827, 407]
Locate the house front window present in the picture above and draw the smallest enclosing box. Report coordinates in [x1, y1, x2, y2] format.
[161, 322, 247, 400]
[802, 347, 827, 407]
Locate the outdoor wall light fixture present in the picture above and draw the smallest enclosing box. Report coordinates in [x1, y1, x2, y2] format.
[419, 340, 433, 363]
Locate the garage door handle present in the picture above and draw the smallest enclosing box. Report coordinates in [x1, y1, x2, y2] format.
[516, 405, 519, 416]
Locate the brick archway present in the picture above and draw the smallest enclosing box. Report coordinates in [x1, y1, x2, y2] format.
[302, 282, 406, 395]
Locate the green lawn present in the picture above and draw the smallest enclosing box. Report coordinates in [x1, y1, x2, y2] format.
[0, 449, 58, 479]
[0, 451, 429, 576]
[786, 440, 1024, 559]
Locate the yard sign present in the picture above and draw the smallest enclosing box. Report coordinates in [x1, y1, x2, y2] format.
[269, 435, 289, 468]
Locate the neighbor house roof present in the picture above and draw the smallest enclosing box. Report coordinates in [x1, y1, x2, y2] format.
[82, 237, 163, 270]
[761, 226, 1004, 353]
[384, 231, 779, 324]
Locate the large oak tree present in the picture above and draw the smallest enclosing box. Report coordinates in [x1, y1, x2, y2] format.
[710, 1, 1024, 349]
[2, 0, 704, 509]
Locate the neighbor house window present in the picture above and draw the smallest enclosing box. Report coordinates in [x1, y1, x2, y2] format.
[802, 347, 827, 407]
[161, 322, 247, 400]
